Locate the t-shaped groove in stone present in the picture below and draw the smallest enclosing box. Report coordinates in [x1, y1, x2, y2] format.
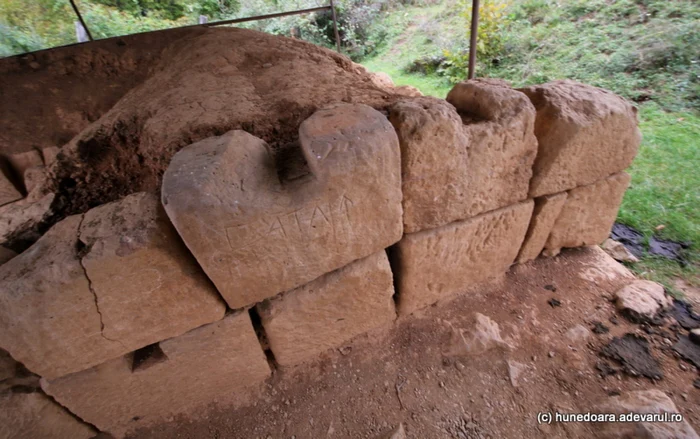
[162, 103, 403, 309]
[0, 192, 226, 379]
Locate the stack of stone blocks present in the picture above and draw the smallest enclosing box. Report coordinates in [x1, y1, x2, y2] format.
[0, 79, 640, 438]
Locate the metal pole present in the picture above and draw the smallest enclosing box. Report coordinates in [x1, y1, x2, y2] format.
[329, 0, 341, 53]
[468, 0, 480, 79]
[207, 6, 331, 27]
[69, 0, 93, 41]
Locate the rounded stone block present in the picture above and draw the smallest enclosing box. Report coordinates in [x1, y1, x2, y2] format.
[390, 79, 537, 233]
[520, 80, 641, 197]
[516, 191, 568, 263]
[544, 172, 630, 255]
[162, 103, 403, 309]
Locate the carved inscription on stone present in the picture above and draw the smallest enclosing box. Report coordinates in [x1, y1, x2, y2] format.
[162, 103, 403, 309]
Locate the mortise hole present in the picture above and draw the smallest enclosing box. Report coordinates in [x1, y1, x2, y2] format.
[131, 343, 168, 372]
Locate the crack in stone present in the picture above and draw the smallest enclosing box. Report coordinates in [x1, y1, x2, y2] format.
[76, 213, 126, 349]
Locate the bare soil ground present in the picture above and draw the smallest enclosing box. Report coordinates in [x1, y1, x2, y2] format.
[128, 247, 699, 439]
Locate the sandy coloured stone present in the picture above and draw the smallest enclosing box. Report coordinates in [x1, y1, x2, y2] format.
[615, 280, 671, 322]
[395, 200, 534, 316]
[6, 150, 44, 192]
[0, 170, 21, 207]
[0, 192, 55, 247]
[520, 80, 641, 197]
[41, 146, 61, 166]
[0, 246, 16, 266]
[258, 251, 396, 366]
[390, 79, 537, 233]
[595, 390, 699, 438]
[0, 193, 225, 380]
[42, 312, 270, 439]
[544, 172, 630, 255]
[162, 103, 403, 309]
[516, 192, 568, 263]
[0, 391, 96, 439]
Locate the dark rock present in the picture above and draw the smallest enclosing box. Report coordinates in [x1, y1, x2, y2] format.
[673, 335, 700, 368]
[592, 321, 610, 334]
[548, 298, 561, 308]
[600, 334, 663, 380]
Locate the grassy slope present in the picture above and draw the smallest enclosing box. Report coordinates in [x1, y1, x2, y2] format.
[360, 1, 699, 292]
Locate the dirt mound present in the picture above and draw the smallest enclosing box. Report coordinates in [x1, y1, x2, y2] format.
[0, 28, 201, 157]
[31, 27, 401, 218]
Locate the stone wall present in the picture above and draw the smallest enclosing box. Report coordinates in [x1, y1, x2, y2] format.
[0, 78, 640, 438]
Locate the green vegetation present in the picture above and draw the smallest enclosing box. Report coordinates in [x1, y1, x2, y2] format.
[1, 0, 697, 291]
[360, 0, 699, 291]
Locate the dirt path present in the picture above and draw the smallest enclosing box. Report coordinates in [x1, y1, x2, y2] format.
[129, 247, 699, 439]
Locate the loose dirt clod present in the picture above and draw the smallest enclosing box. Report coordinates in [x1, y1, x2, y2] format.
[600, 333, 663, 379]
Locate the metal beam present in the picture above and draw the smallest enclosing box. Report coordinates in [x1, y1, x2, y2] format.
[207, 6, 331, 27]
[330, 0, 342, 53]
[69, 0, 93, 42]
[468, 0, 480, 79]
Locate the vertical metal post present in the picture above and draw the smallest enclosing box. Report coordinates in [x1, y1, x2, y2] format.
[69, 0, 93, 41]
[329, 0, 341, 53]
[468, 0, 480, 79]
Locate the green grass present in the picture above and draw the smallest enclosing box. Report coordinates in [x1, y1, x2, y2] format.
[359, 0, 700, 294]
[618, 104, 700, 293]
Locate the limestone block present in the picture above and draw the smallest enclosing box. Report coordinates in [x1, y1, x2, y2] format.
[0, 193, 225, 380]
[162, 103, 403, 309]
[42, 312, 270, 439]
[6, 150, 44, 192]
[395, 200, 534, 316]
[41, 146, 61, 166]
[520, 80, 641, 197]
[0, 193, 55, 246]
[23, 166, 47, 195]
[595, 390, 699, 439]
[615, 280, 671, 322]
[0, 391, 96, 439]
[0, 170, 21, 207]
[390, 79, 537, 233]
[258, 251, 396, 366]
[516, 192, 568, 263]
[544, 172, 630, 255]
[0, 246, 16, 266]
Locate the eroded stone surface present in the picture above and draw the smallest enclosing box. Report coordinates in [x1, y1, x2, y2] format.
[615, 280, 671, 322]
[0, 349, 16, 382]
[42, 312, 270, 439]
[516, 192, 568, 263]
[6, 150, 44, 192]
[520, 80, 641, 197]
[390, 79, 537, 233]
[258, 251, 396, 366]
[0, 246, 16, 265]
[0, 192, 55, 247]
[0, 193, 225, 379]
[395, 201, 534, 315]
[0, 391, 96, 439]
[0, 170, 21, 207]
[544, 172, 630, 255]
[595, 390, 699, 438]
[162, 103, 403, 309]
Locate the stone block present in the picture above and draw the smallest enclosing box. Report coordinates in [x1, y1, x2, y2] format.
[390, 79, 536, 233]
[394, 200, 534, 315]
[42, 312, 270, 439]
[41, 146, 61, 166]
[0, 193, 225, 380]
[520, 80, 641, 197]
[516, 192, 568, 263]
[0, 170, 22, 207]
[0, 391, 96, 439]
[0, 193, 55, 247]
[162, 103, 403, 309]
[0, 246, 16, 266]
[6, 150, 44, 192]
[544, 172, 630, 255]
[258, 251, 396, 366]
